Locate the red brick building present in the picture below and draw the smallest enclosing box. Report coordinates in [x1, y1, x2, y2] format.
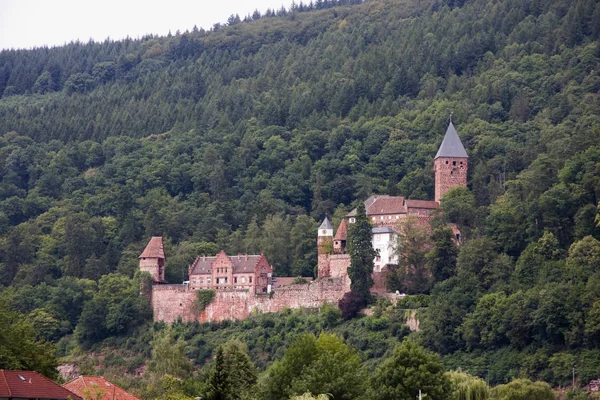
[188, 251, 272, 294]
[319, 121, 468, 277]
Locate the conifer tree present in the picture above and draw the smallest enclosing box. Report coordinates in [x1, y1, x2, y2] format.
[347, 202, 375, 302]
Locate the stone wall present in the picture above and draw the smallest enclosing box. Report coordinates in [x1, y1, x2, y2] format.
[151, 275, 351, 324]
[434, 156, 468, 202]
[329, 254, 350, 278]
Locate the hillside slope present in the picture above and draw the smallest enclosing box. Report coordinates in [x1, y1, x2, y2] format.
[0, 0, 599, 389]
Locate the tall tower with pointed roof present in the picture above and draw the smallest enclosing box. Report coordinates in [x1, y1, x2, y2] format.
[139, 236, 166, 283]
[317, 217, 334, 277]
[317, 217, 333, 254]
[434, 121, 468, 203]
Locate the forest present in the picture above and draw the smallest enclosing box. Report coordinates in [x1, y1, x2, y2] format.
[0, 0, 600, 398]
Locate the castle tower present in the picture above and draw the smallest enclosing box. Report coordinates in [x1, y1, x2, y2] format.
[317, 217, 333, 277]
[317, 217, 333, 253]
[333, 218, 348, 254]
[434, 121, 468, 203]
[139, 236, 166, 283]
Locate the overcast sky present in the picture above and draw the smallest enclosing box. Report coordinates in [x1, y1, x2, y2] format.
[0, 0, 296, 50]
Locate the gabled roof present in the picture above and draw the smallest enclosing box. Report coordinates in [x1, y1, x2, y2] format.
[0, 370, 82, 400]
[435, 121, 468, 159]
[347, 195, 408, 217]
[139, 236, 165, 259]
[63, 376, 139, 400]
[319, 217, 333, 230]
[189, 253, 268, 275]
[334, 218, 348, 241]
[405, 199, 439, 210]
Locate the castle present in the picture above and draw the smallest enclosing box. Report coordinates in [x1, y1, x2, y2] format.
[141, 122, 468, 323]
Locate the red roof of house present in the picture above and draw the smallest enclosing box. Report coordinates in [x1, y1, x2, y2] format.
[0, 370, 82, 400]
[348, 195, 408, 217]
[405, 199, 439, 209]
[334, 218, 348, 241]
[63, 376, 139, 400]
[139, 236, 165, 259]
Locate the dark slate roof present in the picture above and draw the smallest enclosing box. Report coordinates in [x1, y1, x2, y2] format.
[319, 217, 333, 230]
[189, 254, 263, 275]
[139, 237, 165, 259]
[435, 122, 468, 159]
[0, 370, 82, 400]
[372, 227, 395, 234]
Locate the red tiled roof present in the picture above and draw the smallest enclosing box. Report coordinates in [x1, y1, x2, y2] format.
[0, 370, 82, 400]
[63, 376, 139, 400]
[189, 253, 266, 275]
[334, 218, 348, 241]
[405, 200, 439, 209]
[367, 196, 406, 215]
[139, 236, 165, 259]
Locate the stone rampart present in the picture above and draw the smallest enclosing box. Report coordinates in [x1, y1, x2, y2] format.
[329, 254, 350, 278]
[152, 275, 351, 324]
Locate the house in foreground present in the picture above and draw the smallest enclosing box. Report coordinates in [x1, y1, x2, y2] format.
[0, 370, 81, 400]
[63, 376, 140, 400]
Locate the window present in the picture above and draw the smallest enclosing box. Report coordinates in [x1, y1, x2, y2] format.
[249, 276, 253, 283]
[225, 268, 228, 273]
[350, 218, 355, 223]
[445, 160, 448, 164]
[207, 278, 211, 284]
[372, 217, 376, 221]
[453, 161, 456, 166]
[388, 216, 392, 219]
[380, 216, 384, 220]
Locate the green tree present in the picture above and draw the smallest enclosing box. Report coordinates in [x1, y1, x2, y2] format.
[427, 226, 459, 283]
[261, 333, 365, 400]
[446, 371, 490, 400]
[347, 203, 376, 302]
[290, 215, 318, 277]
[439, 187, 479, 240]
[147, 328, 194, 379]
[0, 297, 58, 378]
[489, 378, 555, 400]
[261, 214, 291, 276]
[368, 339, 450, 400]
[390, 216, 432, 294]
[205, 340, 257, 400]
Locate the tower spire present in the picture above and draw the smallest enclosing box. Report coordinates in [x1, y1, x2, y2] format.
[434, 122, 469, 202]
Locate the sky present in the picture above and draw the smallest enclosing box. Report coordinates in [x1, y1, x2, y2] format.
[0, 0, 296, 50]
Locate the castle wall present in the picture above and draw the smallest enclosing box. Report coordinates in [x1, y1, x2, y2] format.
[151, 276, 351, 324]
[151, 284, 196, 322]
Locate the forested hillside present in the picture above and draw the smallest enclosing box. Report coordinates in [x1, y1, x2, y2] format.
[1, 0, 600, 396]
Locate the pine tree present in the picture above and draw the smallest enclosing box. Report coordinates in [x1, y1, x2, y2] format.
[347, 202, 375, 302]
[205, 347, 229, 400]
